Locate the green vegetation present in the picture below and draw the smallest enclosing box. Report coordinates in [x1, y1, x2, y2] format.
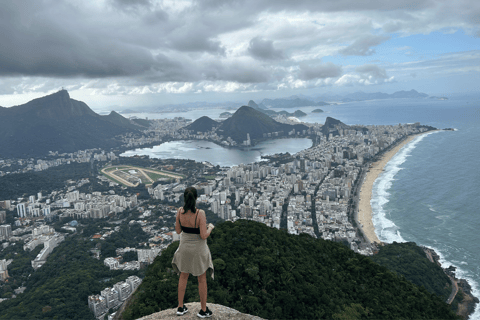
[370, 242, 452, 300]
[144, 171, 174, 182]
[0, 234, 141, 320]
[0, 162, 96, 200]
[121, 220, 458, 320]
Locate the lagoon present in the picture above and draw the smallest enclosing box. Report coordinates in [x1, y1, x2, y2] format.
[120, 138, 313, 167]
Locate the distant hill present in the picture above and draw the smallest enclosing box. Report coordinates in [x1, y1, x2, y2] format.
[247, 100, 267, 110]
[312, 108, 324, 113]
[0, 90, 139, 158]
[103, 111, 145, 130]
[342, 89, 428, 102]
[185, 116, 219, 133]
[259, 97, 328, 109]
[130, 118, 153, 128]
[219, 111, 233, 118]
[120, 220, 457, 320]
[217, 106, 308, 144]
[321, 116, 351, 138]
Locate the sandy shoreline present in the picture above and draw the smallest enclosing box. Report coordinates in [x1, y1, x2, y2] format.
[357, 132, 431, 244]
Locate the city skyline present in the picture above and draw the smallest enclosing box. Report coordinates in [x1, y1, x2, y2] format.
[0, 0, 479, 109]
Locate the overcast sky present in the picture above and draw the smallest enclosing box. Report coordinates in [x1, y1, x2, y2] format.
[1, 0, 479, 109]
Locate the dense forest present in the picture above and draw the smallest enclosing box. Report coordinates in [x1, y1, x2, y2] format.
[121, 220, 459, 320]
[370, 242, 452, 300]
[0, 162, 97, 200]
[0, 233, 144, 319]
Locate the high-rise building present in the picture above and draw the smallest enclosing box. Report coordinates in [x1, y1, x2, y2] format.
[100, 287, 120, 309]
[16, 203, 26, 218]
[88, 295, 107, 318]
[126, 275, 142, 292]
[0, 259, 8, 281]
[0, 225, 11, 241]
[114, 282, 132, 301]
[0, 211, 6, 224]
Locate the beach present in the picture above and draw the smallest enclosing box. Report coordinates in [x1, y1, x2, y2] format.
[357, 133, 428, 244]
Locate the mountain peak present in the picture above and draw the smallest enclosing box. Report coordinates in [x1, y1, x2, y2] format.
[185, 116, 219, 132]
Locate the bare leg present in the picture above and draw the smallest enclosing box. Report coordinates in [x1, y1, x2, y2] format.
[178, 272, 189, 308]
[198, 271, 207, 312]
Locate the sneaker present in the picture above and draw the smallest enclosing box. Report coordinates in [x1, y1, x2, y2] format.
[177, 305, 188, 316]
[197, 306, 213, 318]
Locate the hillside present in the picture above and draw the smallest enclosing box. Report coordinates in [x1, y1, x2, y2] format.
[370, 242, 452, 300]
[321, 116, 352, 137]
[120, 220, 457, 320]
[103, 111, 146, 130]
[217, 106, 308, 144]
[184, 116, 219, 133]
[0, 90, 138, 158]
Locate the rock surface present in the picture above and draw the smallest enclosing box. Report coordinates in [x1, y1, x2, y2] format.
[135, 302, 266, 320]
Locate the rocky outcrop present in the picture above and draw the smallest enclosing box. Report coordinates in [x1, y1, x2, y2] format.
[133, 302, 266, 320]
[457, 280, 480, 320]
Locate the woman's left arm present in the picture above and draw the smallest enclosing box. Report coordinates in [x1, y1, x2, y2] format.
[175, 208, 182, 234]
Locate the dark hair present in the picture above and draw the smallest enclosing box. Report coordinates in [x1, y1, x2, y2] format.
[183, 186, 197, 214]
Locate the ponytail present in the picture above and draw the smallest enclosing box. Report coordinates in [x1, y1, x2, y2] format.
[183, 186, 197, 213]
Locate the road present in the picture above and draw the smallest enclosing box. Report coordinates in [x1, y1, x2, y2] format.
[425, 249, 458, 304]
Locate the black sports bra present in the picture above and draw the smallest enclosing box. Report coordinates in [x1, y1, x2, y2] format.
[179, 209, 200, 234]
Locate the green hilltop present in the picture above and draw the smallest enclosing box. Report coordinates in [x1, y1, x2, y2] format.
[120, 220, 457, 320]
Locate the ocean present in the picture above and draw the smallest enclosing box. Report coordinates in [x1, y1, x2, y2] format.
[364, 97, 480, 319]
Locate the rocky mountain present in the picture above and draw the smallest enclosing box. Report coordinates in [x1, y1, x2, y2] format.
[247, 100, 267, 110]
[103, 111, 146, 130]
[321, 117, 351, 138]
[216, 106, 308, 144]
[0, 90, 139, 158]
[184, 116, 219, 133]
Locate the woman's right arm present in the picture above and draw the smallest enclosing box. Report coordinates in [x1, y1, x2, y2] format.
[199, 210, 212, 240]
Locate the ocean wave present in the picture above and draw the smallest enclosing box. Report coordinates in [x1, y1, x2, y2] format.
[371, 131, 443, 243]
[371, 136, 427, 243]
[424, 246, 480, 319]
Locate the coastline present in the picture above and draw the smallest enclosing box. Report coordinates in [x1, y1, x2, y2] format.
[423, 247, 479, 319]
[357, 132, 429, 244]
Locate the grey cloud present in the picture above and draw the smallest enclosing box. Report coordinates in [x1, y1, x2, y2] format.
[248, 37, 285, 60]
[202, 60, 271, 83]
[298, 62, 342, 80]
[340, 35, 390, 56]
[0, 1, 189, 79]
[110, 0, 151, 9]
[196, 0, 434, 13]
[355, 64, 388, 79]
[143, 9, 169, 25]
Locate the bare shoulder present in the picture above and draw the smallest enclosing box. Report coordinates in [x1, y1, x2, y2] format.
[198, 209, 206, 219]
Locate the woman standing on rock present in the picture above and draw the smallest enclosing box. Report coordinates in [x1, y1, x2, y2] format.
[172, 186, 215, 318]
